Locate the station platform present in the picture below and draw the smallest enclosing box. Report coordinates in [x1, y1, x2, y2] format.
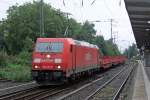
[132, 61, 150, 100]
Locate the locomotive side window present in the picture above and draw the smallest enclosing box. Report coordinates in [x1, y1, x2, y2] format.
[35, 42, 64, 53]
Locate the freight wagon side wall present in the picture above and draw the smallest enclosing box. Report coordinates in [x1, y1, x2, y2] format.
[101, 56, 112, 69]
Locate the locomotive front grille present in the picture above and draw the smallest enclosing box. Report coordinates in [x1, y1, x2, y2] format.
[32, 70, 64, 81]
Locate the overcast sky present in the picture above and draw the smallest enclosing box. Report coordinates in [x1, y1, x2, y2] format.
[0, 0, 135, 52]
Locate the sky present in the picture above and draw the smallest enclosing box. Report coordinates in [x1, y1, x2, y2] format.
[0, 0, 136, 52]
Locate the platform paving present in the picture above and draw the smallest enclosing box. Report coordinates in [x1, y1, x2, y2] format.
[145, 67, 150, 81]
[132, 61, 147, 100]
[132, 61, 150, 100]
[141, 61, 150, 100]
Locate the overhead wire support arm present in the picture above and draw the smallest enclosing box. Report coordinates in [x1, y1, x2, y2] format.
[91, 0, 96, 5]
[62, 12, 72, 37]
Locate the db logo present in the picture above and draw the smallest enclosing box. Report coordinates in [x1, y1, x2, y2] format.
[86, 52, 92, 61]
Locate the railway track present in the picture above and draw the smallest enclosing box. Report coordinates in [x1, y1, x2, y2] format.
[0, 64, 128, 100]
[58, 63, 134, 100]
[0, 82, 76, 100]
[86, 64, 134, 100]
[0, 86, 41, 100]
[0, 78, 11, 82]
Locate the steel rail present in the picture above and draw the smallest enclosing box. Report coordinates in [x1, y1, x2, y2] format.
[85, 66, 130, 100]
[112, 65, 135, 100]
[37, 87, 72, 100]
[0, 78, 12, 82]
[0, 81, 36, 91]
[0, 86, 39, 100]
[13, 88, 58, 100]
[58, 65, 127, 100]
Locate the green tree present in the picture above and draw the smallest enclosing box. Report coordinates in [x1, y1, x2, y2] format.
[91, 36, 105, 54]
[104, 40, 120, 56]
[90, 36, 120, 56]
[0, 1, 120, 57]
[74, 21, 96, 42]
[0, 21, 4, 50]
[0, 1, 85, 54]
[123, 43, 138, 58]
[66, 18, 82, 38]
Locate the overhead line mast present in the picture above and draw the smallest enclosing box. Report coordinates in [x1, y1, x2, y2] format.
[40, 0, 44, 37]
[90, 19, 117, 43]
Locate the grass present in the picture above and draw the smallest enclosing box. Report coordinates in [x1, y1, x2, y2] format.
[0, 51, 32, 82]
[0, 63, 31, 82]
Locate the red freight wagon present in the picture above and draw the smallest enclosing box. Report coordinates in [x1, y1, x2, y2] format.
[112, 56, 127, 65]
[101, 56, 112, 69]
[101, 56, 126, 69]
[111, 56, 119, 66]
[32, 38, 100, 85]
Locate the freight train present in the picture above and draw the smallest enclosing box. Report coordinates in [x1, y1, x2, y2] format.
[32, 38, 126, 85]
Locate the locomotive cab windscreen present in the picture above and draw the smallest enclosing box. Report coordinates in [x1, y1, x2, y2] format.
[35, 42, 64, 53]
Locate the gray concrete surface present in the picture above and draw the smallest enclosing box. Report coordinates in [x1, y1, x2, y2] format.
[132, 61, 147, 100]
[145, 67, 150, 81]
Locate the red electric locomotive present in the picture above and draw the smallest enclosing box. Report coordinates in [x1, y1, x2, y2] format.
[32, 38, 100, 85]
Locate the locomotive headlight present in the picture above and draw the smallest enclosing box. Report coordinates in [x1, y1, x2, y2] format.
[54, 58, 62, 63]
[46, 54, 51, 58]
[34, 65, 39, 69]
[57, 65, 61, 69]
[33, 58, 41, 63]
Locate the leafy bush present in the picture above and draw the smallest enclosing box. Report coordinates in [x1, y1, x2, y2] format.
[0, 50, 8, 67]
[9, 51, 32, 66]
[17, 51, 32, 65]
[0, 51, 32, 81]
[0, 64, 31, 81]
